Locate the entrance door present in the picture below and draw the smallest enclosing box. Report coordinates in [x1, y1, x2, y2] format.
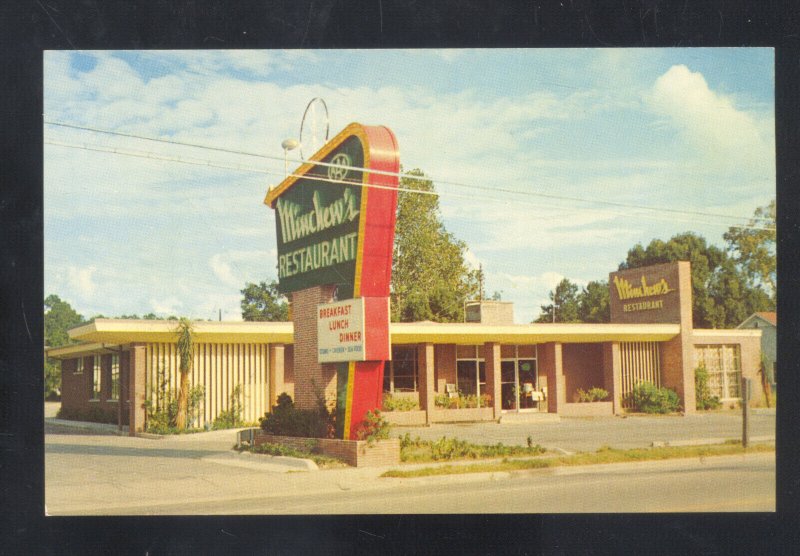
[501, 360, 517, 410]
[517, 359, 538, 410]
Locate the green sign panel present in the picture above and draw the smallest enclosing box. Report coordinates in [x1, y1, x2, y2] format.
[273, 136, 365, 298]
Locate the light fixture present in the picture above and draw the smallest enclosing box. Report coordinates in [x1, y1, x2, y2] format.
[281, 138, 299, 177]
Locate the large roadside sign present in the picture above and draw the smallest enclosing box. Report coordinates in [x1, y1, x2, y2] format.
[265, 122, 399, 440]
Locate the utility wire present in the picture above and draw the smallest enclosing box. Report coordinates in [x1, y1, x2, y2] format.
[44, 139, 775, 233]
[44, 120, 775, 226]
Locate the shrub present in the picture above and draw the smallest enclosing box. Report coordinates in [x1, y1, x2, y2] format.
[260, 393, 335, 439]
[56, 405, 117, 424]
[144, 384, 205, 434]
[213, 384, 245, 429]
[694, 365, 722, 410]
[399, 433, 546, 462]
[628, 382, 680, 414]
[355, 410, 391, 444]
[382, 393, 419, 412]
[575, 387, 609, 403]
[434, 392, 492, 409]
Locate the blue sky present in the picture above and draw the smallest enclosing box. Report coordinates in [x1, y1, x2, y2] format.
[44, 49, 775, 323]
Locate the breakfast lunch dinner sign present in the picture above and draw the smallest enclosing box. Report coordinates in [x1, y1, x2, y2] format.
[265, 122, 399, 440]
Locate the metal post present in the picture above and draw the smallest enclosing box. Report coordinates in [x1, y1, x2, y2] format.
[742, 377, 751, 448]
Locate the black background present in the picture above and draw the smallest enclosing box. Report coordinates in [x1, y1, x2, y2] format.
[2, 1, 798, 554]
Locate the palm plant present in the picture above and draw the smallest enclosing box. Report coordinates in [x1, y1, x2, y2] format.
[175, 317, 194, 430]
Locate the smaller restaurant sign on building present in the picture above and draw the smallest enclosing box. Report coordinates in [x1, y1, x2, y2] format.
[609, 261, 686, 325]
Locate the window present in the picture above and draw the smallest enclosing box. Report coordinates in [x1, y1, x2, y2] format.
[456, 346, 485, 397]
[92, 355, 102, 400]
[383, 346, 418, 392]
[694, 345, 741, 400]
[111, 354, 120, 400]
[74, 357, 87, 374]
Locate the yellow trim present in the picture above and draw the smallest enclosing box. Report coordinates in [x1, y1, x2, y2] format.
[60, 319, 683, 358]
[67, 319, 294, 345]
[342, 361, 356, 437]
[353, 173, 369, 296]
[264, 122, 369, 207]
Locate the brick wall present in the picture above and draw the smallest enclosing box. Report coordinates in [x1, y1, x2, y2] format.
[254, 432, 400, 467]
[562, 343, 604, 402]
[290, 285, 337, 410]
[434, 344, 456, 393]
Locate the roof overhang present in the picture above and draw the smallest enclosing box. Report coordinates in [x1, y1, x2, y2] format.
[46, 342, 124, 360]
[56, 319, 682, 358]
[389, 322, 681, 345]
[68, 319, 294, 345]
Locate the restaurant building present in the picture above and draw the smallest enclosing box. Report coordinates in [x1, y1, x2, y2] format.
[47, 261, 763, 434]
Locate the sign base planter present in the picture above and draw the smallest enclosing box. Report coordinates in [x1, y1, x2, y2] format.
[253, 431, 400, 467]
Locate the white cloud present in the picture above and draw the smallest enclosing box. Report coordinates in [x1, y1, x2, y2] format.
[646, 64, 774, 176]
[150, 297, 182, 316]
[67, 266, 97, 300]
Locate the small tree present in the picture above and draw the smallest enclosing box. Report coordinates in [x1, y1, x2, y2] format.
[175, 318, 194, 430]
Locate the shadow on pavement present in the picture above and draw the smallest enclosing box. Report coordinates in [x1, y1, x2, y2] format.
[45, 443, 223, 460]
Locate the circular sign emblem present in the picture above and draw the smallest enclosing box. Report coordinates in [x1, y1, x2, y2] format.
[328, 153, 351, 182]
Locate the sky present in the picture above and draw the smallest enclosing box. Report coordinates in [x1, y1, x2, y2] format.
[43, 49, 775, 324]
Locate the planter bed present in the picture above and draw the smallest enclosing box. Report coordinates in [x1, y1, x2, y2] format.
[382, 410, 427, 427]
[560, 402, 613, 417]
[252, 431, 400, 467]
[430, 407, 495, 423]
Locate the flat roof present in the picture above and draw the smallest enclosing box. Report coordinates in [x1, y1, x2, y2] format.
[389, 322, 681, 345]
[50, 318, 682, 359]
[67, 319, 294, 345]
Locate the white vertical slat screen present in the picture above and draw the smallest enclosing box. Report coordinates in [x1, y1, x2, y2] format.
[620, 342, 662, 409]
[143, 342, 272, 429]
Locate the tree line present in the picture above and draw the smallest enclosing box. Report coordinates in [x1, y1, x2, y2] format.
[534, 200, 775, 328]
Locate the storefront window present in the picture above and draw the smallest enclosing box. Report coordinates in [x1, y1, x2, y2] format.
[111, 354, 120, 400]
[383, 346, 418, 392]
[92, 355, 101, 400]
[694, 344, 741, 400]
[456, 346, 485, 397]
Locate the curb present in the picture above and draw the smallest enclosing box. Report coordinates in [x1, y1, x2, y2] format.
[651, 436, 775, 447]
[201, 451, 318, 472]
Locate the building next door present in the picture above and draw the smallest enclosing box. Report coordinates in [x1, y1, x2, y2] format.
[500, 345, 539, 411]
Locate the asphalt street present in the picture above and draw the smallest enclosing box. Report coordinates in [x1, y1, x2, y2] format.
[45, 407, 775, 515]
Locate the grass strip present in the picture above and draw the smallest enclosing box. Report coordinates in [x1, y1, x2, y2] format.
[245, 442, 348, 469]
[381, 442, 774, 478]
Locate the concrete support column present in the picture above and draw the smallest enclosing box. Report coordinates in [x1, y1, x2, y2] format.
[128, 344, 147, 436]
[603, 342, 622, 414]
[100, 354, 112, 401]
[268, 343, 286, 410]
[417, 343, 435, 425]
[540, 342, 564, 414]
[484, 342, 502, 419]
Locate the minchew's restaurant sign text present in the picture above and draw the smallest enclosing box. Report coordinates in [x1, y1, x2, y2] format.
[265, 122, 399, 440]
[609, 262, 684, 325]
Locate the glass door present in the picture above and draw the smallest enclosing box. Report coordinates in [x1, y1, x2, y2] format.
[517, 359, 538, 410]
[501, 360, 517, 410]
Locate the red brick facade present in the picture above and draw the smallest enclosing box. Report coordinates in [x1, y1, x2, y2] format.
[290, 285, 337, 410]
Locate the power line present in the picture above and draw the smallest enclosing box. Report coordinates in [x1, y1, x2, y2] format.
[45, 139, 775, 233]
[44, 120, 774, 226]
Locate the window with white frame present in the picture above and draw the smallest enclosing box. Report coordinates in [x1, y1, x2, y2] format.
[383, 346, 418, 392]
[92, 355, 102, 400]
[455, 345, 485, 397]
[111, 354, 120, 400]
[694, 344, 742, 400]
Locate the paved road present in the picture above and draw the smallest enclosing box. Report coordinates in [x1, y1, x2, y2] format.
[45, 405, 775, 515]
[46, 431, 773, 514]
